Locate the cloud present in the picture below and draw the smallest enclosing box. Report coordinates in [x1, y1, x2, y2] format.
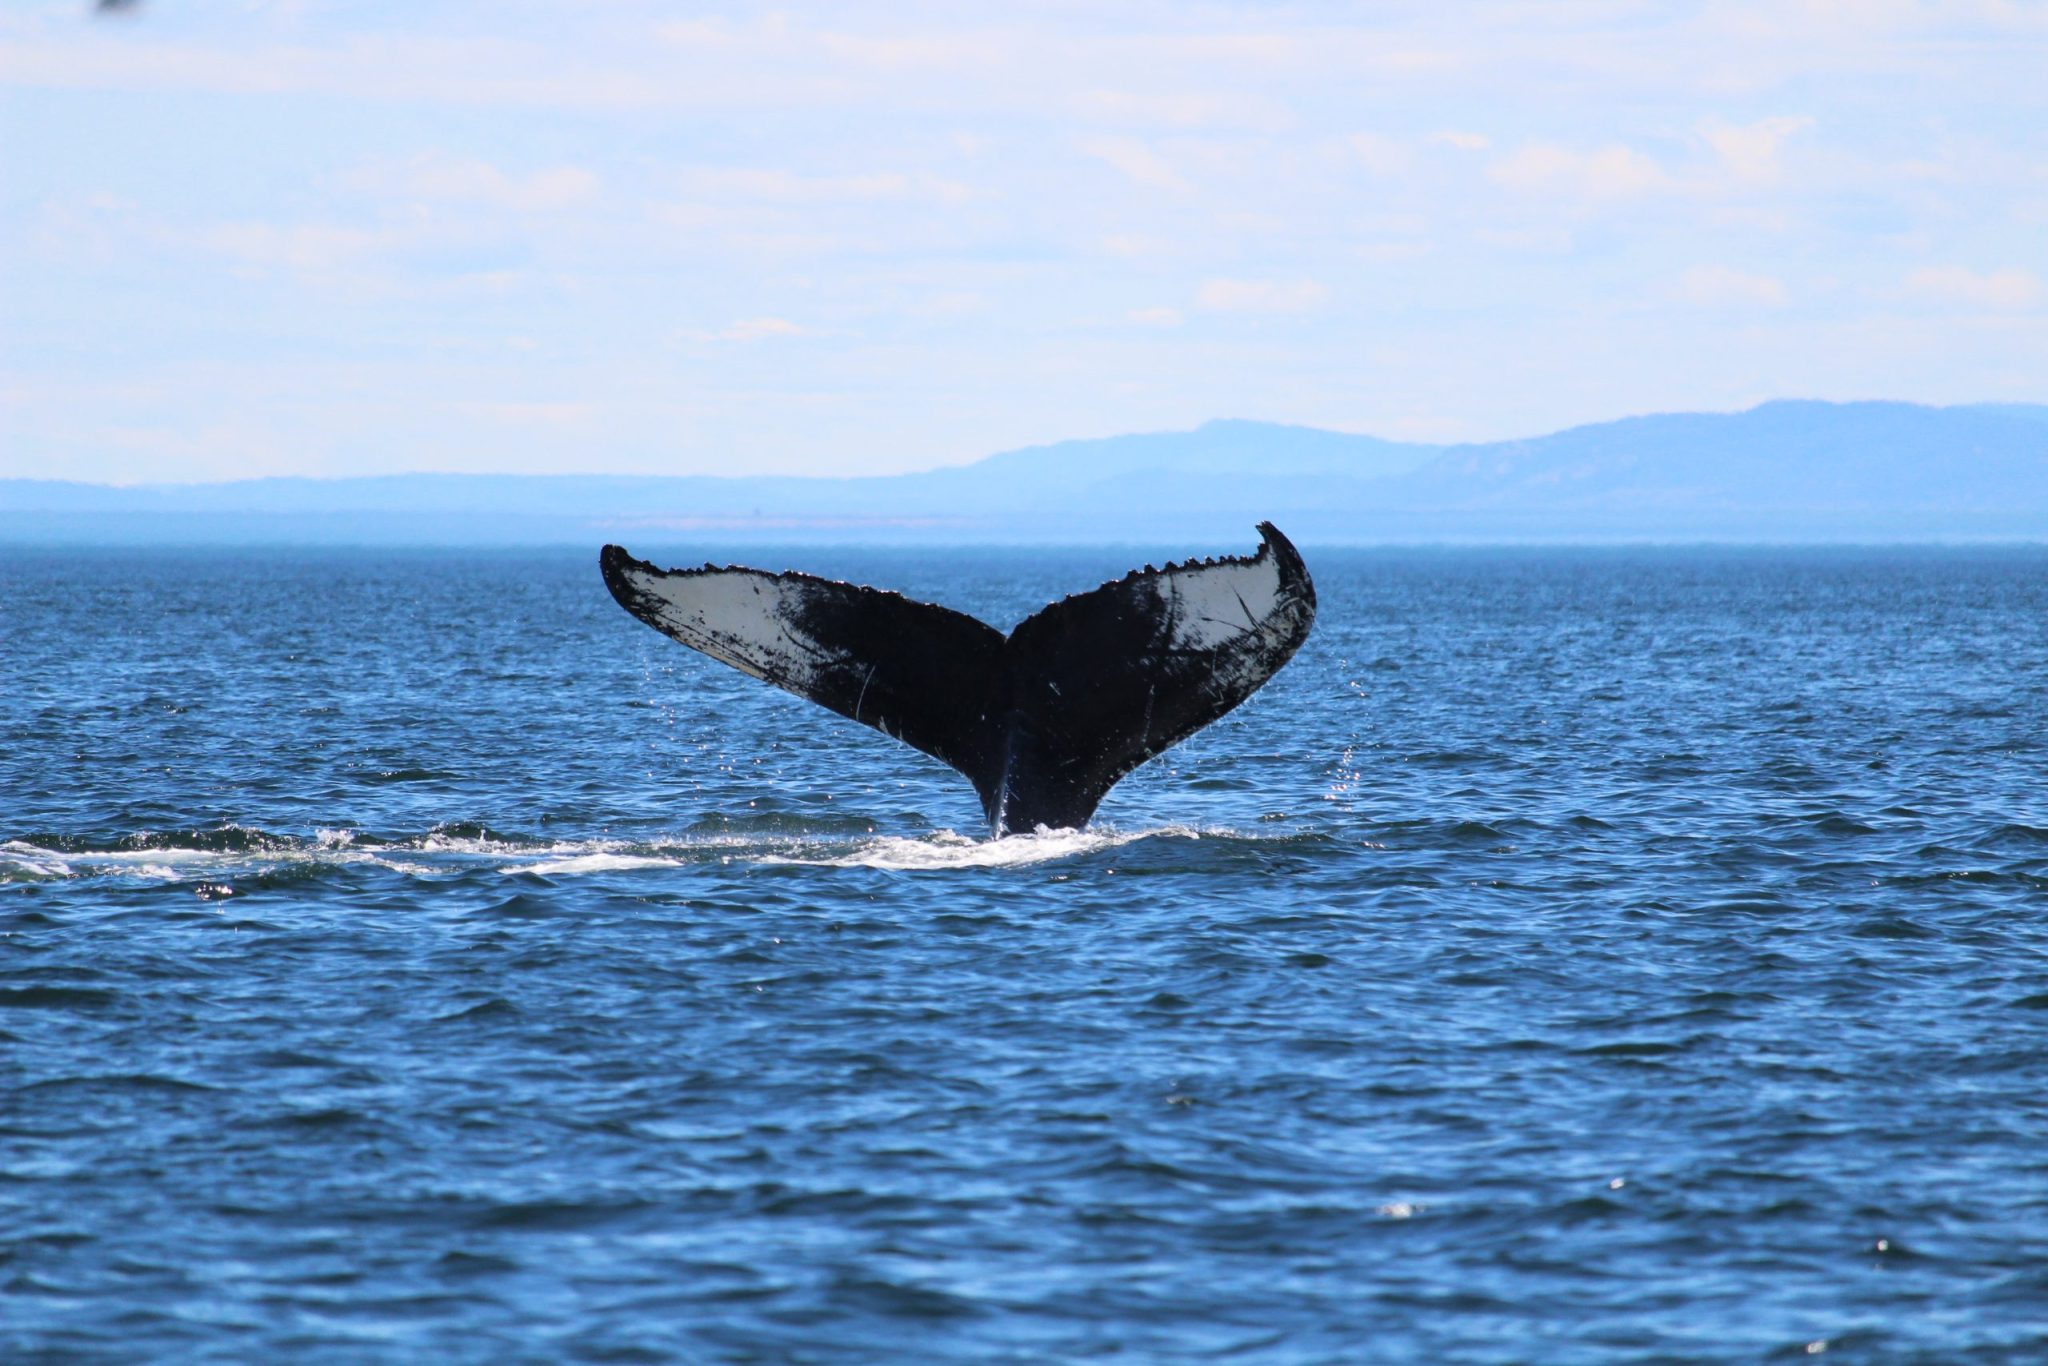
[1196, 278, 1328, 313]
[1488, 142, 1671, 198]
[811, 30, 1010, 71]
[1347, 132, 1410, 175]
[1676, 265, 1788, 307]
[459, 401, 594, 428]
[1077, 136, 1189, 191]
[910, 292, 987, 318]
[202, 222, 396, 273]
[0, 33, 682, 111]
[1904, 266, 2044, 311]
[1701, 116, 1812, 182]
[686, 317, 807, 343]
[347, 155, 599, 212]
[1099, 233, 1175, 258]
[13, 1, 2048, 484]
[1475, 226, 1574, 252]
[1073, 89, 1293, 131]
[682, 168, 972, 205]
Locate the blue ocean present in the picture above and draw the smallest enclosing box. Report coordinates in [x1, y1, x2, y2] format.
[5, 544, 2047, 1362]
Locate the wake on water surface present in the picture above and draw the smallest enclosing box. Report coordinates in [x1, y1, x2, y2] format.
[9, 547, 2048, 1361]
[0, 820, 1306, 883]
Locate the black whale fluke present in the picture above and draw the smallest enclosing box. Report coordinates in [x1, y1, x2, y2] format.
[599, 523, 1316, 835]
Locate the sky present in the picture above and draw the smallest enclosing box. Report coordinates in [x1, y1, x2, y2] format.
[2, 1, 2045, 483]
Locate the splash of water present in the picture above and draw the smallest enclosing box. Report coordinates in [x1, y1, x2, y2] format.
[0, 822, 1273, 885]
[754, 824, 1207, 871]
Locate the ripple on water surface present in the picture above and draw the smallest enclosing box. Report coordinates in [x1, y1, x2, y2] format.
[4, 546, 2048, 1361]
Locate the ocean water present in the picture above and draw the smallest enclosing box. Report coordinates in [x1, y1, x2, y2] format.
[4, 544, 2048, 1363]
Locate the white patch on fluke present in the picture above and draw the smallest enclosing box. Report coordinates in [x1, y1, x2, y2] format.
[621, 565, 846, 691]
[1153, 555, 1285, 651]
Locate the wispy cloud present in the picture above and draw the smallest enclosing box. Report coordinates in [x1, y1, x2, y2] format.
[7, 2, 2048, 480]
[686, 318, 808, 343]
[1347, 133, 1410, 175]
[1488, 142, 1672, 199]
[1676, 265, 1789, 308]
[1430, 130, 1490, 151]
[1905, 266, 2044, 311]
[1196, 278, 1328, 314]
[1072, 88, 1293, 131]
[1077, 136, 1190, 191]
[681, 168, 972, 205]
[202, 222, 398, 274]
[345, 154, 600, 212]
[1700, 116, 1813, 183]
[459, 400, 594, 428]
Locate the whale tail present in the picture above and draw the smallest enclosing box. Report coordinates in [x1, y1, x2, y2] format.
[599, 523, 1316, 834]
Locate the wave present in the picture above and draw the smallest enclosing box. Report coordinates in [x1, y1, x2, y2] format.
[0, 842, 73, 883]
[756, 825, 1205, 871]
[0, 821, 1292, 885]
[514, 823, 1277, 874]
[516, 851, 700, 876]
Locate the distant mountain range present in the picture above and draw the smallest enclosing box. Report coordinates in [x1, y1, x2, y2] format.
[5, 400, 2046, 545]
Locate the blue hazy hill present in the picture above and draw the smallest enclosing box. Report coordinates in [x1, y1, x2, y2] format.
[5, 400, 2045, 543]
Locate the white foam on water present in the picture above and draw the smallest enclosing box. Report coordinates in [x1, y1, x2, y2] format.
[415, 833, 523, 856]
[0, 837, 414, 885]
[0, 841, 74, 882]
[372, 858, 444, 877]
[758, 824, 1207, 871]
[415, 833, 734, 861]
[512, 852, 688, 876]
[4, 824, 1276, 885]
[88, 848, 236, 866]
[491, 833, 811, 876]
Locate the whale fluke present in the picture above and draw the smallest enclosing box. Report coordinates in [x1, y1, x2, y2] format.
[599, 523, 1316, 834]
